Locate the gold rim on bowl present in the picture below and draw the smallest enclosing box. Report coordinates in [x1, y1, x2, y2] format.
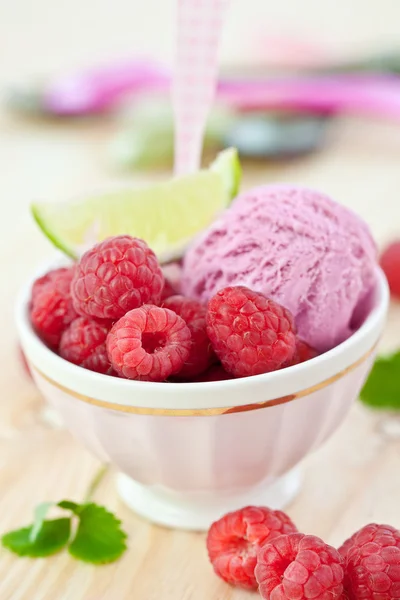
[31, 341, 376, 417]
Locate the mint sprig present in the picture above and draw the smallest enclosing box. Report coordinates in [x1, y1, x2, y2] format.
[68, 503, 127, 564]
[1, 466, 127, 564]
[360, 350, 400, 409]
[30, 501, 53, 542]
[2, 518, 71, 558]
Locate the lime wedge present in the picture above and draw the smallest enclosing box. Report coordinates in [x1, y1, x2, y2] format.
[32, 148, 241, 262]
[210, 147, 241, 199]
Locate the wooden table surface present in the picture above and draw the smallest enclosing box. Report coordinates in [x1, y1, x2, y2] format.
[2, 2, 400, 597]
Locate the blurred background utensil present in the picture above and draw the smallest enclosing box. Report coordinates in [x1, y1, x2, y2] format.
[109, 98, 330, 169]
[7, 48, 400, 118]
[7, 45, 400, 170]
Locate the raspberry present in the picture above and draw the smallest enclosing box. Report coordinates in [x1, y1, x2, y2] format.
[30, 266, 77, 349]
[192, 364, 233, 382]
[107, 304, 191, 381]
[206, 286, 296, 377]
[380, 241, 400, 299]
[71, 235, 164, 320]
[60, 317, 112, 374]
[162, 295, 214, 377]
[338, 523, 400, 600]
[206, 506, 298, 590]
[31, 266, 71, 299]
[161, 278, 178, 301]
[256, 533, 345, 600]
[289, 339, 318, 366]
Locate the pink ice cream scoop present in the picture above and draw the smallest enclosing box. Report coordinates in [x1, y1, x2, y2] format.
[182, 185, 377, 352]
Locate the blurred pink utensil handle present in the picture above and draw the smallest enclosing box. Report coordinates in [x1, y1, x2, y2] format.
[223, 75, 400, 118]
[172, 0, 231, 176]
[45, 58, 169, 114]
[41, 61, 400, 122]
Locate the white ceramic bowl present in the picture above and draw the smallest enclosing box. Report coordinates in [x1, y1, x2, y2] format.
[16, 264, 389, 530]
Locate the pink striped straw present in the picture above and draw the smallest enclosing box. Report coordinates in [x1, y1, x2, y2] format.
[172, 0, 231, 175]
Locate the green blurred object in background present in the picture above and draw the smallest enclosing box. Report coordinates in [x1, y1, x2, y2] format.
[109, 98, 330, 170]
[109, 98, 236, 170]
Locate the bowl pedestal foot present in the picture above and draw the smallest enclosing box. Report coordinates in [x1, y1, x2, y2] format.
[116, 467, 302, 531]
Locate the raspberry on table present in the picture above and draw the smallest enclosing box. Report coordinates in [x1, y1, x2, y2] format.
[256, 533, 345, 600]
[162, 295, 214, 377]
[206, 286, 296, 377]
[60, 317, 112, 375]
[289, 339, 318, 366]
[71, 235, 165, 321]
[380, 241, 400, 299]
[339, 523, 400, 600]
[30, 266, 77, 349]
[106, 304, 191, 381]
[206, 506, 298, 590]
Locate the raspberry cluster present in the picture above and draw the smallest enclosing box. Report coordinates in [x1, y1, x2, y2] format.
[30, 235, 318, 382]
[207, 506, 400, 600]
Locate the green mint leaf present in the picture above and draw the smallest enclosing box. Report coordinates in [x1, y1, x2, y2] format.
[57, 500, 80, 513]
[30, 502, 54, 543]
[360, 351, 400, 409]
[2, 518, 71, 558]
[68, 503, 127, 564]
[0, 466, 122, 565]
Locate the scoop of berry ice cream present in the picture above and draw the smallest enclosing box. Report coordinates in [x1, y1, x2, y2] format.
[182, 185, 377, 352]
